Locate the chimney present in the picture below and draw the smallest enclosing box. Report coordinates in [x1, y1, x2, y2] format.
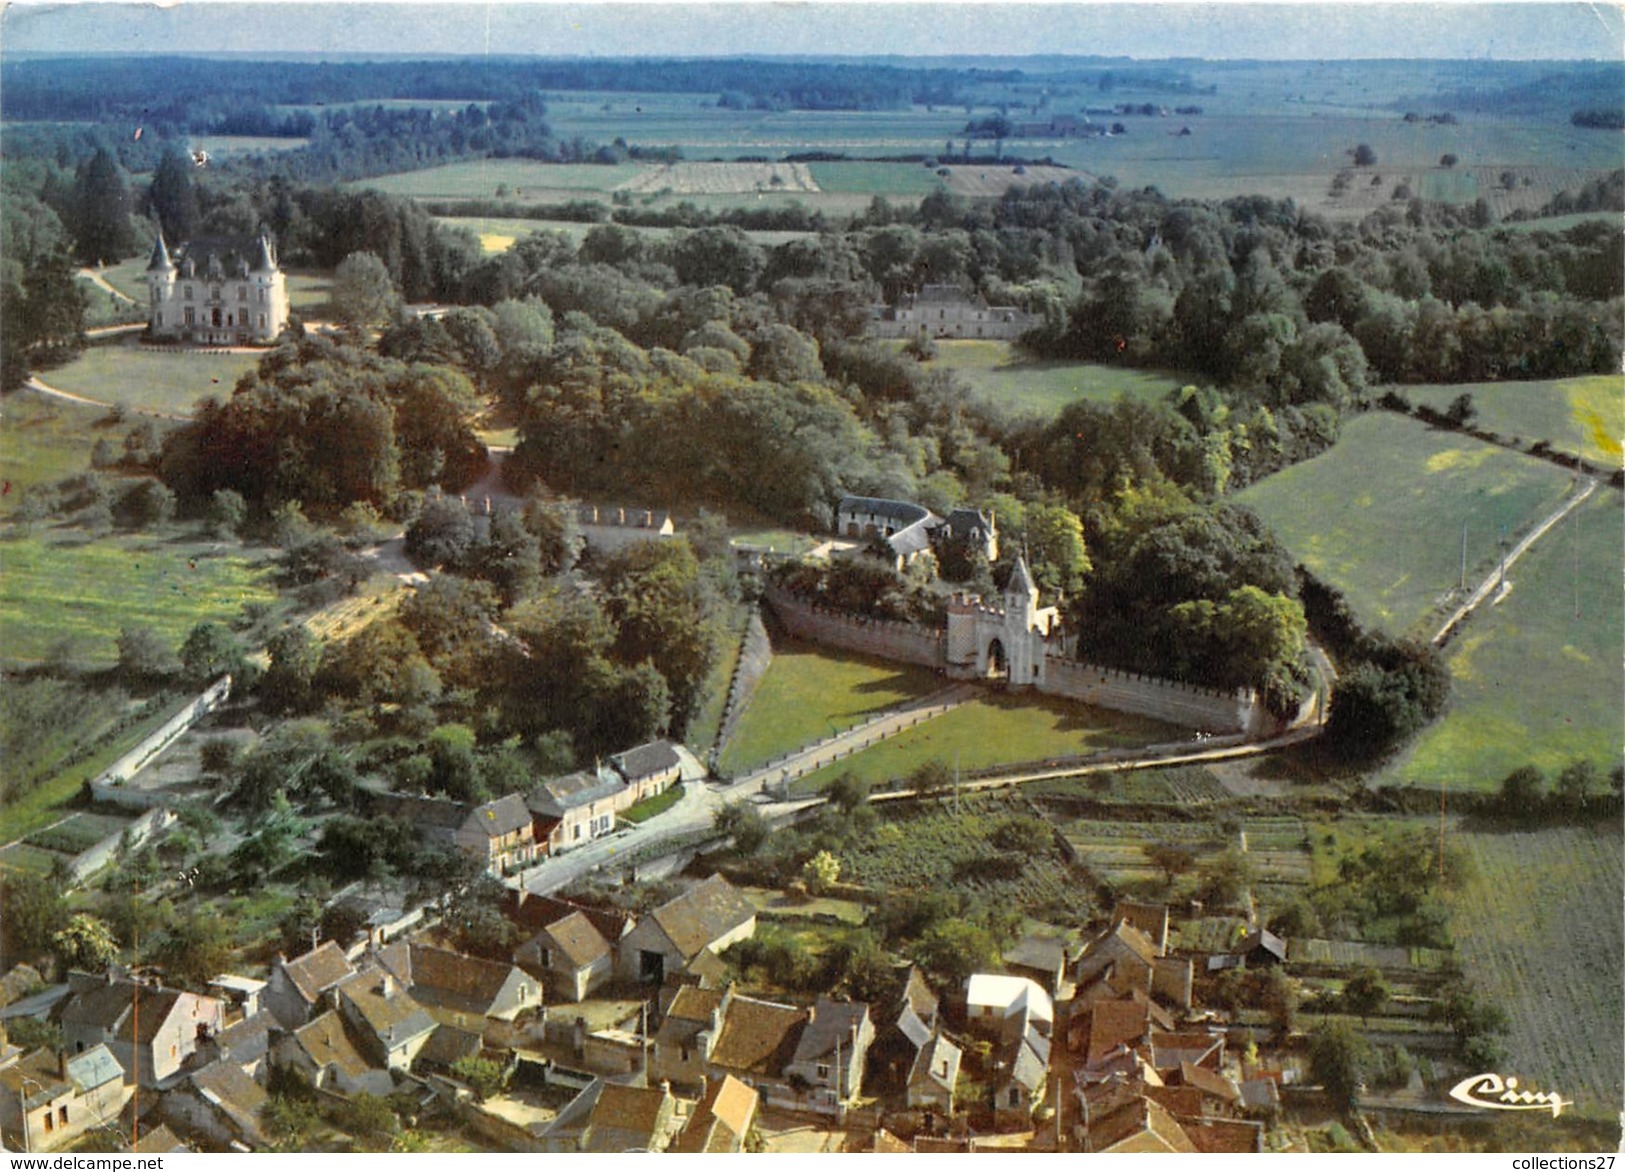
[377, 973, 394, 998]
[617, 508, 626, 525]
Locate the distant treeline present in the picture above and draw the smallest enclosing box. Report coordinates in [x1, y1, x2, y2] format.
[1570, 108, 1625, 130]
[0, 55, 1018, 119]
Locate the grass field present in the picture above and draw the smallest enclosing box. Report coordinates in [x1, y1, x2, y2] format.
[790, 690, 1182, 794]
[434, 215, 812, 254]
[0, 392, 119, 497]
[715, 637, 940, 775]
[1236, 412, 1580, 636]
[1447, 825, 1624, 1115]
[902, 339, 1189, 418]
[351, 160, 646, 200]
[0, 531, 277, 667]
[1383, 491, 1623, 789]
[39, 346, 261, 416]
[1397, 375, 1624, 469]
[188, 135, 311, 156]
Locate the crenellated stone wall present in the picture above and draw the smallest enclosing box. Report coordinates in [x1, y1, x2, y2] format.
[766, 590, 1259, 734]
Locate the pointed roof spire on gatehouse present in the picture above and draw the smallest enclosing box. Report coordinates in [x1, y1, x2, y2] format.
[1006, 554, 1039, 614]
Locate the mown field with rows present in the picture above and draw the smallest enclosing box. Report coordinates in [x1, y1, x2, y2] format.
[1448, 825, 1625, 1115]
[838, 791, 1093, 923]
[1024, 764, 1233, 806]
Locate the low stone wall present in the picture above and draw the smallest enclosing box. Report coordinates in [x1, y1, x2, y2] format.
[713, 607, 773, 763]
[88, 676, 232, 808]
[68, 806, 176, 881]
[1043, 658, 1254, 734]
[765, 590, 944, 669]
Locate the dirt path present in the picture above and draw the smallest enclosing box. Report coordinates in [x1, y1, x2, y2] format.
[1430, 476, 1598, 646]
[22, 376, 188, 422]
[80, 267, 138, 303]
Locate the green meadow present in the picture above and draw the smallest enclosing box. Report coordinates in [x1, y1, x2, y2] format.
[790, 690, 1181, 795]
[0, 392, 116, 496]
[1398, 375, 1624, 469]
[716, 637, 941, 776]
[1237, 412, 1580, 637]
[905, 339, 1189, 418]
[0, 531, 277, 668]
[1383, 491, 1623, 790]
[39, 347, 261, 417]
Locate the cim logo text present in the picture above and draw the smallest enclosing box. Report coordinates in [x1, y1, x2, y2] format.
[1448, 1073, 1573, 1117]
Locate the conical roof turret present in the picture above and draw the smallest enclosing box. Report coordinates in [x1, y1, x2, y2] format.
[146, 232, 174, 273]
[250, 234, 276, 274]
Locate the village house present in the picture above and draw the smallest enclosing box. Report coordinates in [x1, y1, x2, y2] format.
[453, 793, 540, 877]
[58, 975, 224, 1088]
[670, 1073, 759, 1154]
[515, 911, 614, 1003]
[871, 967, 941, 1090]
[992, 1024, 1051, 1127]
[964, 973, 1054, 1044]
[542, 1078, 690, 1153]
[868, 283, 1039, 341]
[161, 1058, 269, 1152]
[374, 942, 541, 1029]
[270, 1010, 395, 1098]
[618, 874, 757, 985]
[1004, 932, 1071, 999]
[649, 984, 729, 1088]
[577, 505, 677, 555]
[783, 998, 875, 1115]
[332, 971, 437, 1072]
[700, 994, 809, 1106]
[145, 232, 289, 345]
[527, 765, 625, 853]
[607, 739, 684, 805]
[904, 1032, 962, 1117]
[264, 941, 357, 1030]
[0, 1043, 126, 1152]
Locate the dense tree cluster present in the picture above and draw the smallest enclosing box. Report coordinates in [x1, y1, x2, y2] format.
[158, 336, 488, 513]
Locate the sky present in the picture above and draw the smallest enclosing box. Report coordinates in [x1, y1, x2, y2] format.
[3, 1, 1621, 61]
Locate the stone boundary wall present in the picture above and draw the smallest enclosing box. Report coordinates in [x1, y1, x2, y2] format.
[765, 589, 944, 669]
[769, 590, 1261, 734]
[88, 676, 233, 809]
[1043, 657, 1253, 734]
[713, 607, 772, 762]
[68, 806, 177, 881]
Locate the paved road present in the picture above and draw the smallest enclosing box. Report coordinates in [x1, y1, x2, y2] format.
[510, 683, 1329, 898]
[1430, 477, 1597, 646]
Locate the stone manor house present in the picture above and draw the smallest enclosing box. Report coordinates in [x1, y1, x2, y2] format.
[868, 283, 1040, 341]
[145, 232, 289, 345]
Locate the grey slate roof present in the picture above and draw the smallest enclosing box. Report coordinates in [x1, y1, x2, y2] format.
[609, 740, 682, 782]
[836, 496, 932, 526]
[66, 1043, 123, 1092]
[791, 998, 869, 1065]
[528, 767, 625, 817]
[460, 793, 532, 839]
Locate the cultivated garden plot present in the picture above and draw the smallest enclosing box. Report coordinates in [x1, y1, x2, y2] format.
[1448, 826, 1625, 1114]
[1237, 411, 1580, 637]
[838, 791, 1094, 923]
[617, 161, 820, 195]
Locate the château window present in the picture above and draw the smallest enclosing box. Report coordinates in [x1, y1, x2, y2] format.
[259, 289, 268, 304]
[184, 308, 195, 326]
[184, 285, 194, 299]
[238, 286, 247, 300]
[211, 285, 221, 300]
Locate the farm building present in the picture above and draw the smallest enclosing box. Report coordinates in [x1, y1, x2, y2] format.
[868, 284, 1039, 341]
[146, 232, 289, 345]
